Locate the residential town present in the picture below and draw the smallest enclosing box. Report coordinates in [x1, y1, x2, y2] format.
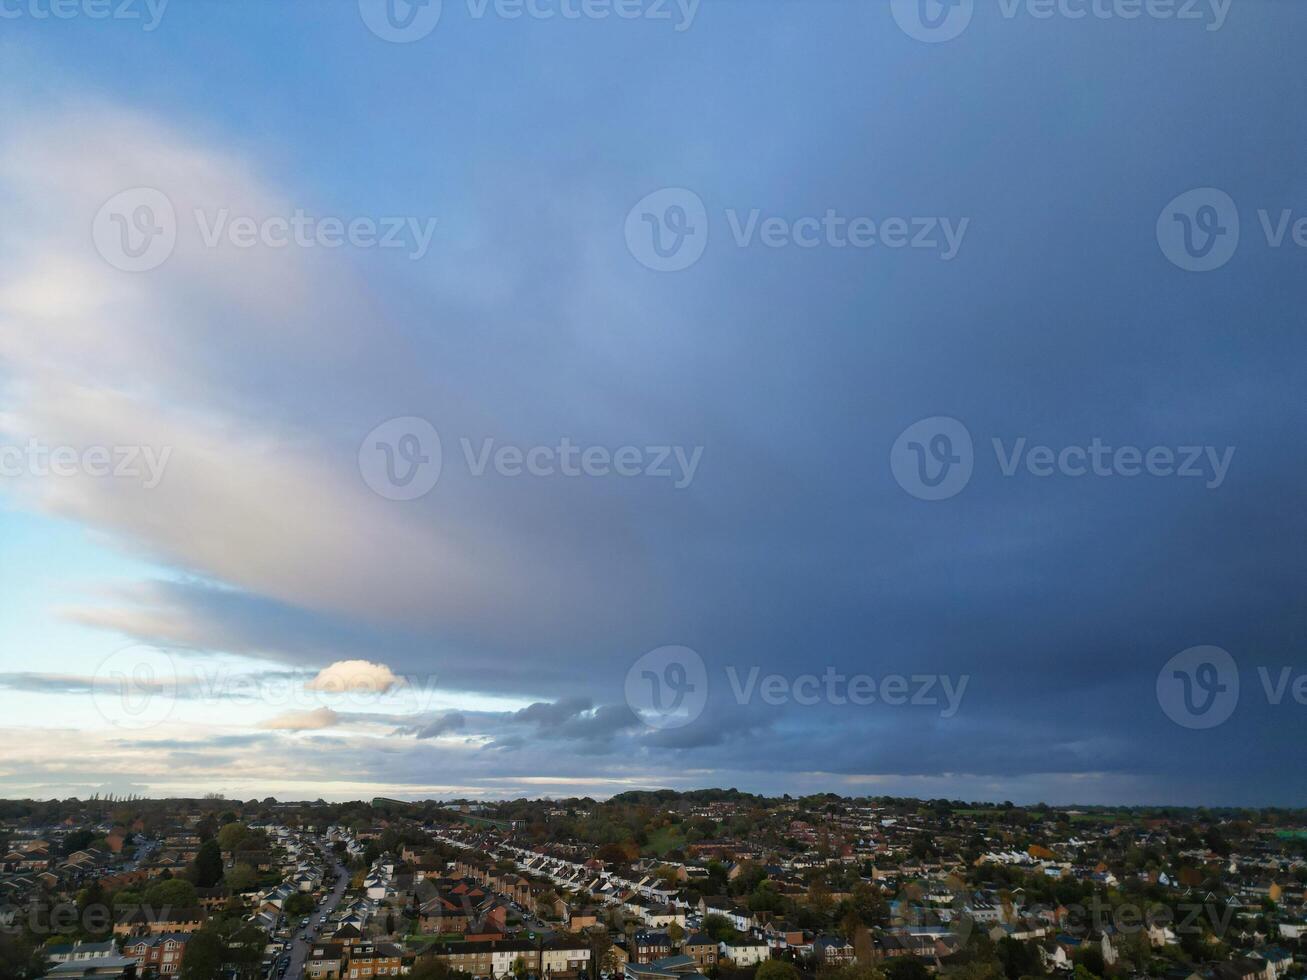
[1, 793, 1304, 980]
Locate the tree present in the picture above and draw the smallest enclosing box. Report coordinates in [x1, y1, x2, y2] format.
[1074, 946, 1104, 977]
[841, 908, 863, 941]
[750, 880, 785, 914]
[184, 917, 265, 980]
[230, 924, 266, 978]
[997, 937, 1044, 980]
[196, 814, 218, 842]
[144, 878, 198, 910]
[225, 863, 259, 892]
[62, 830, 96, 854]
[409, 962, 463, 980]
[178, 928, 224, 980]
[78, 879, 106, 912]
[851, 883, 889, 927]
[884, 958, 930, 980]
[731, 861, 767, 895]
[702, 913, 737, 942]
[824, 965, 886, 980]
[589, 929, 618, 980]
[112, 889, 144, 909]
[946, 963, 1005, 980]
[808, 880, 834, 915]
[0, 932, 47, 980]
[218, 822, 255, 853]
[597, 842, 637, 865]
[194, 839, 223, 888]
[756, 961, 801, 980]
[854, 926, 875, 965]
[909, 834, 940, 861]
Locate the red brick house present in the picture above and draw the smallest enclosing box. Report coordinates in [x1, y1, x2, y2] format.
[122, 932, 189, 975]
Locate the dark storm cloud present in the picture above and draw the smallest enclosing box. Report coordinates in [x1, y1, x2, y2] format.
[511, 697, 595, 729]
[409, 712, 467, 740]
[3, 1, 1305, 805]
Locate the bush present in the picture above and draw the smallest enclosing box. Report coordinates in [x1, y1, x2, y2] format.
[756, 961, 801, 980]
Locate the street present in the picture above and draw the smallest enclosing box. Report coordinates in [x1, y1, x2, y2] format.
[283, 859, 349, 979]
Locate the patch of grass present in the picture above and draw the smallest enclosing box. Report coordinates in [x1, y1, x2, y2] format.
[644, 825, 688, 857]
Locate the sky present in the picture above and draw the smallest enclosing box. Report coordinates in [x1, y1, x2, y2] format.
[0, 0, 1305, 806]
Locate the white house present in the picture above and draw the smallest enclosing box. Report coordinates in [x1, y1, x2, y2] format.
[720, 939, 769, 967]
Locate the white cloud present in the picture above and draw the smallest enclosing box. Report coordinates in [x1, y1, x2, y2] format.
[259, 707, 340, 731]
[0, 100, 670, 713]
[0, 105, 534, 632]
[306, 659, 398, 694]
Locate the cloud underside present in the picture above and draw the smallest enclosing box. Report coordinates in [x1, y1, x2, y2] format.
[0, 82, 1304, 808]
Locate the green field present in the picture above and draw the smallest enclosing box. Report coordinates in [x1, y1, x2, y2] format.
[644, 825, 689, 856]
